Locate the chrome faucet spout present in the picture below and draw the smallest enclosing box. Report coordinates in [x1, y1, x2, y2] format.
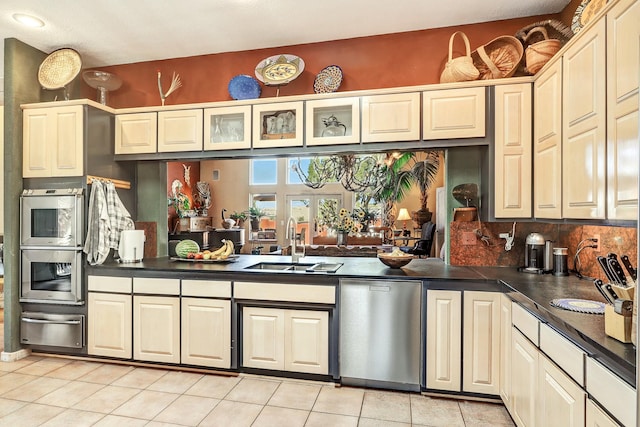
[286, 216, 304, 263]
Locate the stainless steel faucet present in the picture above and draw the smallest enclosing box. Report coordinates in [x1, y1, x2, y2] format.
[286, 217, 305, 263]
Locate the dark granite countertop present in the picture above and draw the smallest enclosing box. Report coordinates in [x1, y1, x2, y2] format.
[88, 254, 636, 387]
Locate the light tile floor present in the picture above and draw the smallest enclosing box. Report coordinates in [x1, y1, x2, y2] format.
[0, 355, 515, 426]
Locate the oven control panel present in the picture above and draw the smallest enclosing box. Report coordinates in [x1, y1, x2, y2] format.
[22, 188, 83, 196]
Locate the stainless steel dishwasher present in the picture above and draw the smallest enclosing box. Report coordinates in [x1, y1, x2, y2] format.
[339, 279, 422, 391]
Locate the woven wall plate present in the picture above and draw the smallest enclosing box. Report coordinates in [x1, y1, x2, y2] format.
[313, 65, 343, 93]
[38, 48, 82, 89]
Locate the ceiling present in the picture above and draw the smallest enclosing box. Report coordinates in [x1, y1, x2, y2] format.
[0, 0, 571, 101]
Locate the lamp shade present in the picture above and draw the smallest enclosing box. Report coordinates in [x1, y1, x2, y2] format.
[397, 208, 411, 221]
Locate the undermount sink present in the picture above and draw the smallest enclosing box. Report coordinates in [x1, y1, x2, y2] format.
[245, 262, 343, 273]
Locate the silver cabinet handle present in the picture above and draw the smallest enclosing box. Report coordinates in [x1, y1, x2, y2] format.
[21, 318, 81, 325]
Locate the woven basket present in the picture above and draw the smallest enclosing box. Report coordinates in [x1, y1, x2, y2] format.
[524, 27, 561, 75]
[440, 31, 480, 83]
[471, 36, 524, 80]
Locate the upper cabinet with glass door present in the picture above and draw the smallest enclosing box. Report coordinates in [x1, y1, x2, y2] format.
[253, 101, 304, 148]
[204, 105, 251, 151]
[306, 97, 360, 146]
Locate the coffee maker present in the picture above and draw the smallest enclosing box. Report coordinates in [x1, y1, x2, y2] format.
[519, 232, 546, 274]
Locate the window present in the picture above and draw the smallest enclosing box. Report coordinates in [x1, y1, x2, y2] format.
[249, 194, 276, 236]
[250, 159, 277, 185]
[288, 158, 310, 184]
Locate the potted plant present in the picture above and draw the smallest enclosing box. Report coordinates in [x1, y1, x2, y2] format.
[410, 151, 440, 227]
[246, 205, 266, 231]
[229, 211, 247, 227]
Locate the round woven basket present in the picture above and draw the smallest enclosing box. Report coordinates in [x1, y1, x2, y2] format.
[38, 48, 82, 90]
[471, 36, 524, 80]
[524, 27, 561, 74]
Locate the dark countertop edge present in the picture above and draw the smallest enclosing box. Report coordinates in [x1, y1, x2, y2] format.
[87, 255, 636, 387]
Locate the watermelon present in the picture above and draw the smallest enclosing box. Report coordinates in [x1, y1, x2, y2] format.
[175, 239, 200, 258]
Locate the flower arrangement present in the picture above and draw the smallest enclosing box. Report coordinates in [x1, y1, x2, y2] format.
[334, 208, 363, 233]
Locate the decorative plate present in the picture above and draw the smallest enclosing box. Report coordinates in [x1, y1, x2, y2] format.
[38, 48, 82, 89]
[313, 65, 343, 94]
[550, 298, 605, 315]
[228, 75, 261, 100]
[571, 0, 608, 34]
[255, 54, 305, 85]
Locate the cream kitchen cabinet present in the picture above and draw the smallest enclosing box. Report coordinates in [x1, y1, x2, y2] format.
[242, 306, 329, 374]
[511, 328, 538, 427]
[426, 290, 499, 395]
[562, 19, 607, 219]
[586, 357, 636, 427]
[305, 97, 360, 146]
[180, 279, 232, 369]
[203, 105, 251, 151]
[115, 112, 157, 154]
[87, 275, 132, 359]
[361, 92, 420, 142]
[426, 290, 462, 392]
[23, 105, 84, 177]
[133, 278, 181, 364]
[494, 84, 532, 218]
[499, 294, 512, 411]
[606, 0, 640, 220]
[533, 59, 563, 219]
[422, 87, 485, 140]
[157, 109, 203, 152]
[252, 101, 304, 148]
[586, 399, 621, 427]
[538, 354, 585, 427]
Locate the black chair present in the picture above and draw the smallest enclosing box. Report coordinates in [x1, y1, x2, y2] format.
[400, 222, 436, 258]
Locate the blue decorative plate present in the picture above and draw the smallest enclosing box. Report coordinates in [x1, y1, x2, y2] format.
[228, 75, 261, 100]
[550, 298, 605, 315]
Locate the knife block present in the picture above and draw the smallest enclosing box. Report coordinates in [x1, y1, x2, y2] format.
[604, 304, 633, 343]
[611, 283, 635, 301]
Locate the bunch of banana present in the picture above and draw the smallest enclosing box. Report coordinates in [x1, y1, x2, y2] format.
[210, 239, 235, 260]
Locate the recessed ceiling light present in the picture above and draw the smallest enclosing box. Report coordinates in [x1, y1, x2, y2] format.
[12, 13, 45, 28]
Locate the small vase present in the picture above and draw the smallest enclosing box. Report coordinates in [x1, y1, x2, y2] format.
[337, 231, 348, 246]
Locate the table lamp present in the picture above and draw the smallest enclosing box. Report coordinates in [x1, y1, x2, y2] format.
[397, 208, 411, 236]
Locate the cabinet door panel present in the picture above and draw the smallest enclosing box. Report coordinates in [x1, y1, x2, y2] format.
[586, 399, 621, 427]
[88, 292, 132, 359]
[181, 298, 231, 368]
[511, 329, 538, 427]
[533, 60, 563, 218]
[23, 111, 50, 177]
[423, 87, 485, 139]
[607, 0, 640, 220]
[242, 307, 285, 370]
[463, 291, 500, 394]
[158, 109, 203, 152]
[426, 290, 461, 392]
[133, 295, 180, 363]
[562, 20, 606, 219]
[494, 84, 532, 218]
[499, 295, 512, 410]
[53, 107, 83, 176]
[115, 113, 158, 154]
[361, 93, 420, 142]
[538, 355, 585, 427]
[284, 310, 329, 374]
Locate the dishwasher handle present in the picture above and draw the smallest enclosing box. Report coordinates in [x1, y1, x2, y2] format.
[21, 317, 81, 325]
[369, 285, 390, 292]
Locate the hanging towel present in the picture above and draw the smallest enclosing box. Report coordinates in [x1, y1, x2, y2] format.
[83, 180, 110, 265]
[105, 181, 134, 249]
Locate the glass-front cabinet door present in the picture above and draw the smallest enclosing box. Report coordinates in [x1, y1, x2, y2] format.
[305, 97, 360, 146]
[203, 105, 251, 150]
[252, 101, 304, 148]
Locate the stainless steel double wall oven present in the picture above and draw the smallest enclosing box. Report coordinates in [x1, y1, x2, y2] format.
[20, 188, 86, 351]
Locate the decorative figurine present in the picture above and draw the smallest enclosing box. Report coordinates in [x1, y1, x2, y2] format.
[157, 71, 182, 106]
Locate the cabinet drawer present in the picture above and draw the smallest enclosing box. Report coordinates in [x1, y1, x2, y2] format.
[182, 280, 231, 298]
[234, 282, 335, 304]
[586, 357, 636, 427]
[88, 275, 132, 293]
[540, 323, 585, 386]
[512, 302, 539, 346]
[133, 278, 180, 295]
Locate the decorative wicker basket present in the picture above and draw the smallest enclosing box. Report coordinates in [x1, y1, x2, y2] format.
[523, 27, 561, 75]
[471, 36, 524, 80]
[440, 31, 480, 83]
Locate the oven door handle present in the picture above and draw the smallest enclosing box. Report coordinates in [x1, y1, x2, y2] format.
[21, 318, 81, 325]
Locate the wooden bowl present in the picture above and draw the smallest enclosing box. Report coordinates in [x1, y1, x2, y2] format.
[377, 253, 414, 269]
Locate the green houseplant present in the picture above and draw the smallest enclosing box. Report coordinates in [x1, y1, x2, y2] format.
[410, 151, 440, 227]
[229, 211, 247, 227]
[246, 205, 266, 230]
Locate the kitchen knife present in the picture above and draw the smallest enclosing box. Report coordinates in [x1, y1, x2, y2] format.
[620, 254, 637, 281]
[603, 283, 619, 302]
[593, 279, 613, 304]
[606, 256, 628, 286]
[596, 256, 617, 283]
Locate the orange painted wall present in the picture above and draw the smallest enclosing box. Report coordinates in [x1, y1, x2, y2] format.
[84, 15, 560, 108]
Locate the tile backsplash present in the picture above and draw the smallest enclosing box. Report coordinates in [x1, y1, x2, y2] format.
[449, 221, 637, 280]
